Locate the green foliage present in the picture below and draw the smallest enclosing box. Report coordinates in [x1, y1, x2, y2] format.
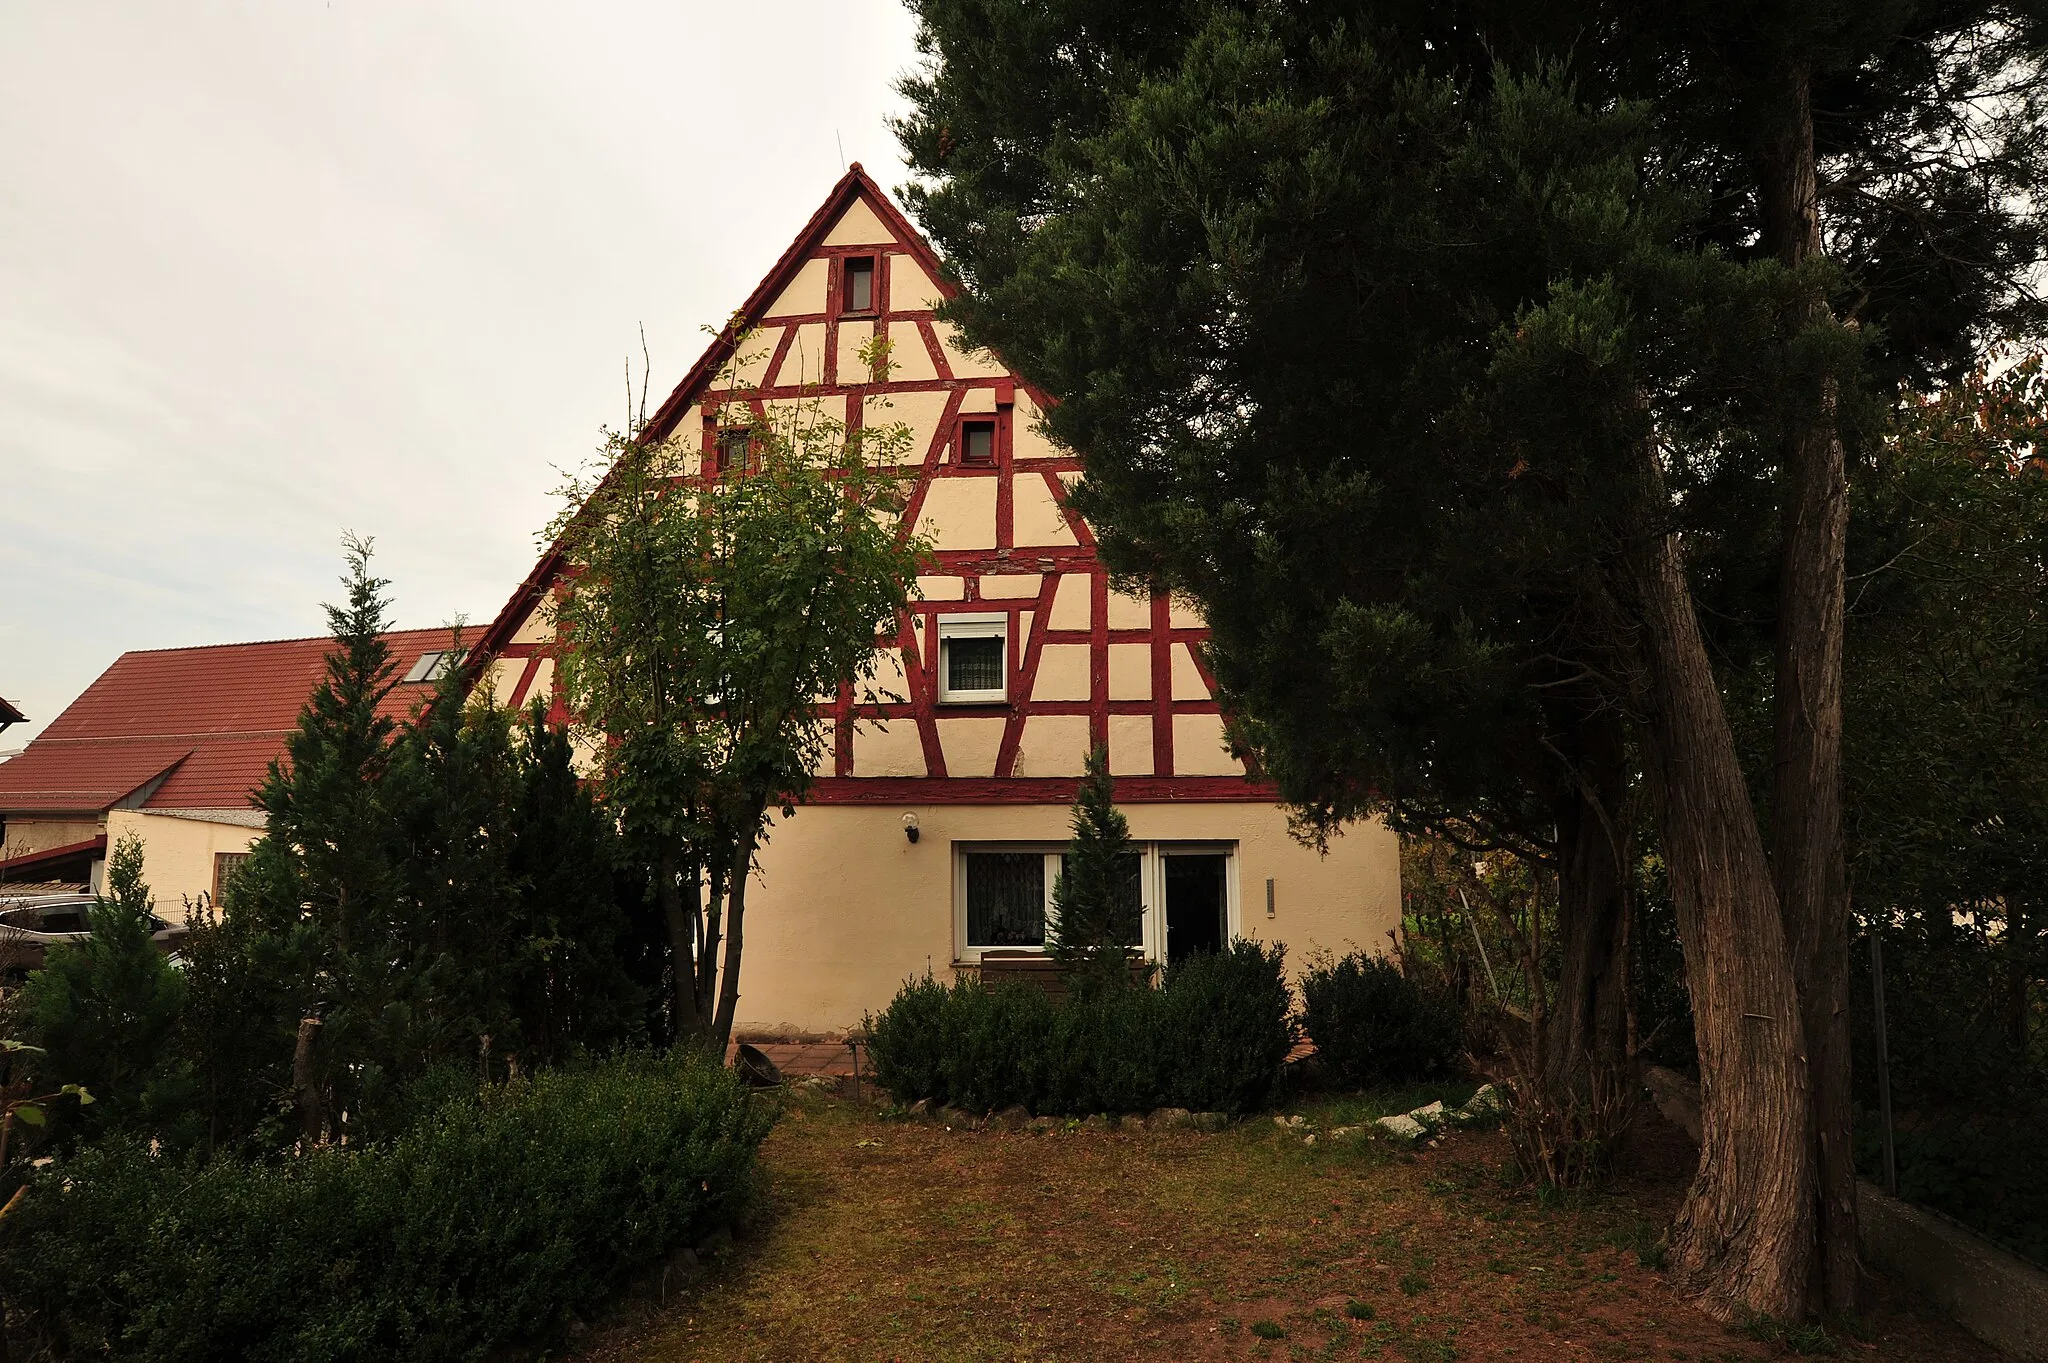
[0, 1050, 772, 1363]
[865, 940, 1292, 1115]
[17, 833, 192, 1139]
[549, 346, 928, 1044]
[181, 538, 648, 1153]
[1300, 952, 1463, 1088]
[1047, 746, 1144, 992]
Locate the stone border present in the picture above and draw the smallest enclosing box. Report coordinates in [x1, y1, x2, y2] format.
[1857, 1180, 2048, 1361]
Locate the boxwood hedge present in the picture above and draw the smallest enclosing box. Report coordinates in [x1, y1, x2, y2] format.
[0, 1049, 773, 1363]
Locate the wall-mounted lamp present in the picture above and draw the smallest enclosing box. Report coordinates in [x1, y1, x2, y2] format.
[902, 812, 921, 844]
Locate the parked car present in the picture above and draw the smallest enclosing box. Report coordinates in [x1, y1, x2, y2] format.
[0, 893, 188, 982]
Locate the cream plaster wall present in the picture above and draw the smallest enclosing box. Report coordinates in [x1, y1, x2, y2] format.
[511, 603, 553, 647]
[917, 574, 963, 601]
[731, 800, 1400, 1035]
[980, 573, 1039, 600]
[1174, 714, 1244, 776]
[916, 478, 996, 549]
[105, 810, 259, 917]
[933, 321, 1007, 378]
[936, 717, 1005, 777]
[853, 718, 925, 777]
[1171, 644, 1209, 701]
[1106, 590, 1152, 630]
[884, 322, 937, 382]
[1032, 644, 1090, 701]
[1012, 714, 1090, 775]
[1108, 714, 1153, 776]
[774, 324, 828, 389]
[892, 255, 946, 309]
[821, 199, 893, 246]
[766, 257, 829, 317]
[1048, 574, 1090, 629]
[1108, 643, 1151, 700]
[731, 326, 782, 387]
[1013, 476, 1077, 546]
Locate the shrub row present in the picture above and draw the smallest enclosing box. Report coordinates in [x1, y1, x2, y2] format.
[0, 1049, 774, 1363]
[1299, 951, 1464, 1087]
[866, 940, 1293, 1116]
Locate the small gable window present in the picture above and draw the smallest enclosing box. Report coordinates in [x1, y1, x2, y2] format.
[714, 428, 751, 474]
[958, 419, 996, 466]
[842, 255, 876, 314]
[937, 614, 1006, 704]
[403, 649, 460, 684]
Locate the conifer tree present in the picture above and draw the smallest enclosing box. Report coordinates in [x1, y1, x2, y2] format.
[20, 832, 191, 1138]
[1049, 746, 1144, 991]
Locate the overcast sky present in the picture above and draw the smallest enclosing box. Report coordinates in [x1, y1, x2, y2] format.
[0, 1, 923, 746]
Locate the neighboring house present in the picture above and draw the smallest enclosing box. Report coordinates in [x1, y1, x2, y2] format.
[467, 166, 1402, 1035]
[0, 630, 470, 905]
[0, 696, 24, 734]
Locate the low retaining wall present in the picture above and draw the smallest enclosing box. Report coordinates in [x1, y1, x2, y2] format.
[1644, 1064, 2048, 1360]
[1857, 1180, 2048, 1361]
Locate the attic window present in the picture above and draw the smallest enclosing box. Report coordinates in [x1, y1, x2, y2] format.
[842, 256, 876, 314]
[958, 419, 996, 466]
[403, 650, 460, 684]
[715, 428, 752, 474]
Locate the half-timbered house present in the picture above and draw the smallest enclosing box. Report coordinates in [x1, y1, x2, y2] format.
[469, 166, 1400, 1035]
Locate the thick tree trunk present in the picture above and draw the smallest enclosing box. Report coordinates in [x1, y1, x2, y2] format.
[293, 1017, 324, 1146]
[1619, 515, 1814, 1321]
[710, 829, 757, 1051]
[1544, 711, 1632, 1104]
[659, 847, 703, 1043]
[1758, 56, 1860, 1314]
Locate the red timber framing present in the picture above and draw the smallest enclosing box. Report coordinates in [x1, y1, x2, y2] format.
[467, 164, 1270, 807]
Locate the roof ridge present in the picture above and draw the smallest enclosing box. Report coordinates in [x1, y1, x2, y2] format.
[112, 624, 477, 658]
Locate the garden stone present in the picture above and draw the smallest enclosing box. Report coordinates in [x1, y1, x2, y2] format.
[1191, 1112, 1229, 1132]
[1027, 1115, 1059, 1133]
[994, 1104, 1032, 1129]
[1329, 1124, 1363, 1141]
[695, 1225, 735, 1257]
[1082, 1113, 1119, 1131]
[1149, 1107, 1196, 1130]
[1410, 1100, 1446, 1121]
[936, 1105, 979, 1130]
[666, 1246, 701, 1280]
[907, 1098, 932, 1121]
[1375, 1113, 1427, 1143]
[1460, 1084, 1506, 1118]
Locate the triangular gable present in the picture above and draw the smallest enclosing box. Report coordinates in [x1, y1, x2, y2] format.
[473, 163, 973, 665]
[469, 165, 1249, 794]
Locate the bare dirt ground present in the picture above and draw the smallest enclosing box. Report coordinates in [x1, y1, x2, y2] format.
[577, 1087, 1999, 1362]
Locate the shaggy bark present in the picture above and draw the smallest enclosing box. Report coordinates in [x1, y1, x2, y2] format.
[1758, 55, 1860, 1313]
[1617, 495, 1814, 1320]
[1544, 710, 1633, 1103]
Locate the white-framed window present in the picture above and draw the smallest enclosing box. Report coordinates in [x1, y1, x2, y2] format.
[402, 649, 461, 684]
[936, 613, 1007, 704]
[953, 841, 1238, 966]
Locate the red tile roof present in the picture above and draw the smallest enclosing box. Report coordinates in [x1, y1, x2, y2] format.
[0, 628, 472, 815]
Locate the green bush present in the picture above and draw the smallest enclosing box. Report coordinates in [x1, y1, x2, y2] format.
[866, 940, 1292, 1115]
[1300, 951, 1463, 1087]
[0, 1049, 773, 1362]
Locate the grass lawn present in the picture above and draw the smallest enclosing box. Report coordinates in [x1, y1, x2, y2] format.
[579, 1084, 1993, 1362]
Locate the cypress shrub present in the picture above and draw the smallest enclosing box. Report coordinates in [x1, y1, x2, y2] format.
[0, 1050, 773, 1363]
[866, 940, 1292, 1115]
[1300, 951, 1464, 1087]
